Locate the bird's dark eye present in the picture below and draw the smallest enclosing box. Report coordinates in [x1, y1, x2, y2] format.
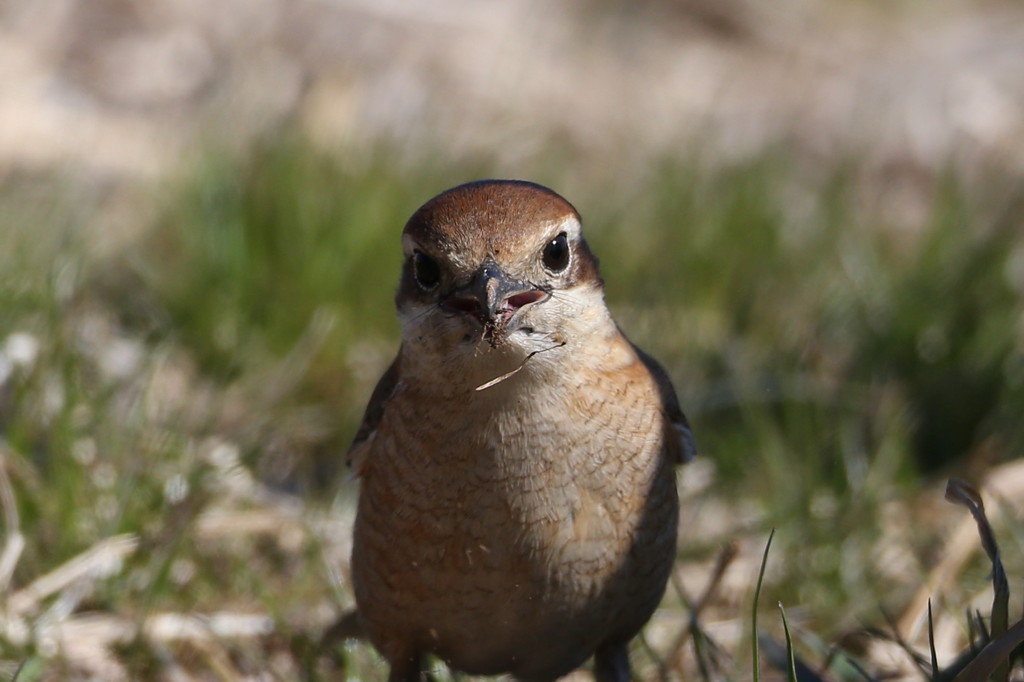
[542, 232, 570, 272]
[412, 251, 441, 291]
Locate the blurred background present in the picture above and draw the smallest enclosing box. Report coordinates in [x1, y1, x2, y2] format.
[3, 0, 1024, 679]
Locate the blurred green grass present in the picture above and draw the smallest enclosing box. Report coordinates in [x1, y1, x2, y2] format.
[2, 132, 1024, 678]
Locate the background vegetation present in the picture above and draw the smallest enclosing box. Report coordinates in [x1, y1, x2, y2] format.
[1, 129, 1023, 680]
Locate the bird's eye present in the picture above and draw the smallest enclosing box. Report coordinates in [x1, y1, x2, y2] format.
[412, 251, 441, 291]
[542, 232, 570, 272]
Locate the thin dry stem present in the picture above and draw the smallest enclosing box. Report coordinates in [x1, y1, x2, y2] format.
[5, 534, 138, 617]
[0, 450, 24, 594]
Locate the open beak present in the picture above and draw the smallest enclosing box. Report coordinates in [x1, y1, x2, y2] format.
[441, 261, 548, 327]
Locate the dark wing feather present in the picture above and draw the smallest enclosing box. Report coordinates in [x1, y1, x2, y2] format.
[346, 352, 401, 474]
[632, 344, 697, 465]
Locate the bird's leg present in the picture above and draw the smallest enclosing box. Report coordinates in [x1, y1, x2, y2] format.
[321, 609, 364, 649]
[593, 641, 630, 682]
[387, 651, 427, 682]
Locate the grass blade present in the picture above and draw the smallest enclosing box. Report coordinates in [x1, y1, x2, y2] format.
[752, 528, 776, 682]
[952, 617, 1024, 682]
[945, 478, 1010, 682]
[928, 599, 938, 681]
[779, 602, 798, 682]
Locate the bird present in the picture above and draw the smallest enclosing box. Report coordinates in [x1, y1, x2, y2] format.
[344, 179, 696, 682]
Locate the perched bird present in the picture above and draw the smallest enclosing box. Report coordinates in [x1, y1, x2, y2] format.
[345, 180, 695, 682]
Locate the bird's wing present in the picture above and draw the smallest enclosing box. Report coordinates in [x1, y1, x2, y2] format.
[346, 351, 401, 475]
[632, 344, 697, 465]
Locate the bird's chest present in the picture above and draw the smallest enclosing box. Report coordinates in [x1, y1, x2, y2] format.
[369, 375, 661, 583]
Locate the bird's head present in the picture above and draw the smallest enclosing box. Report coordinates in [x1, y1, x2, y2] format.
[395, 180, 609, 384]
